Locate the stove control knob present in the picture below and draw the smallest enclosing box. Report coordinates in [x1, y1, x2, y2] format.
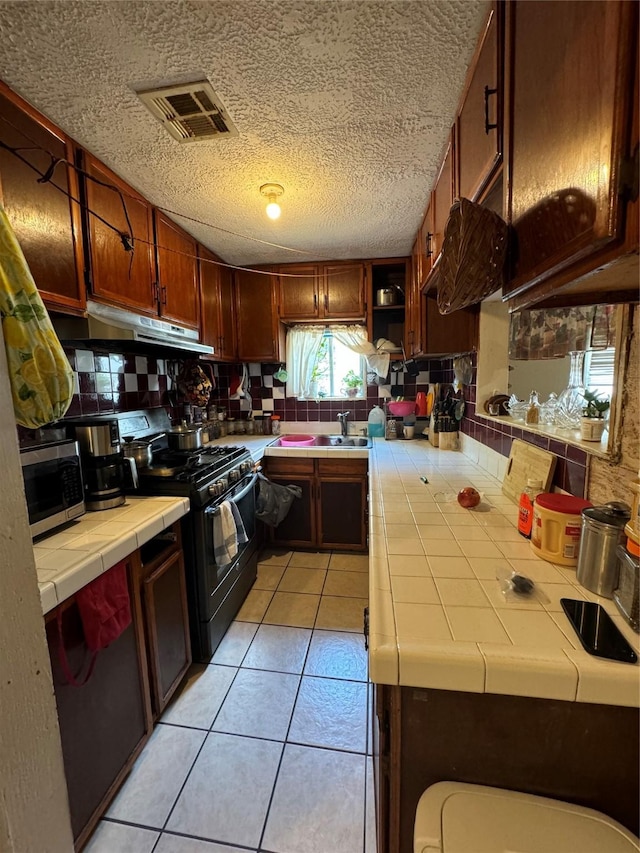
[228, 468, 241, 483]
[239, 461, 253, 475]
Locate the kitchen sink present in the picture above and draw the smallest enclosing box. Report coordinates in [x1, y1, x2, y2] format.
[316, 435, 372, 448]
[272, 435, 372, 449]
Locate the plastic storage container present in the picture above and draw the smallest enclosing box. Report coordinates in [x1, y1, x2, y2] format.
[367, 405, 386, 437]
[279, 434, 315, 447]
[530, 493, 592, 566]
[517, 478, 544, 539]
[576, 503, 631, 597]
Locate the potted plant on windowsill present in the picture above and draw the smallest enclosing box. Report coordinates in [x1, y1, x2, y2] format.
[341, 369, 363, 399]
[580, 390, 610, 441]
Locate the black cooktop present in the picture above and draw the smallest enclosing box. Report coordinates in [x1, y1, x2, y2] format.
[142, 445, 247, 484]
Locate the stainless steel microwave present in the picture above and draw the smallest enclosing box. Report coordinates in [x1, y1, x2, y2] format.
[20, 440, 85, 538]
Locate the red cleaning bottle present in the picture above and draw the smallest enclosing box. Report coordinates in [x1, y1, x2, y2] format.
[518, 479, 544, 539]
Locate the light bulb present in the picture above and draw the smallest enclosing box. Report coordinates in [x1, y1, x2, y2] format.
[266, 199, 281, 220]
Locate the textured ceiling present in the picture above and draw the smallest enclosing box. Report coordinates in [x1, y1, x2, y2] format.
[0, 0, 489, 266]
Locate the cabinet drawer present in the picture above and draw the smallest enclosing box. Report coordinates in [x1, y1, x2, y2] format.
[265, 457, 315, 475]
[317, 459, 368, 477]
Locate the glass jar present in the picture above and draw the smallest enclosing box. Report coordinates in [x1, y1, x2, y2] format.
[271, 415, 281, 436]
[219, 421, 228, 437]
[245, 418, 254, 435]
[556, 350, 586, 429]
[253, 416, 263, 435]
[227, 418, 236, 435]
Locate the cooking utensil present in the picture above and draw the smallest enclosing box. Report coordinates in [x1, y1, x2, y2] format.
[376, 287, 398, 306]
[577, 503, 631, 597]
[121, 433, 165, 469]
[274, 364, 288, 382]
[167, 422, 203, 451]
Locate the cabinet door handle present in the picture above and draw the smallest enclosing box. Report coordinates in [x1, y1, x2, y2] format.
[152, 282, 159, 302]
[426, 232, 433, 257]
[313, 293, 318, 310]
[160, 285, 167, 305]
[324, 293, 328, 310]
[484, 85, 498, 134]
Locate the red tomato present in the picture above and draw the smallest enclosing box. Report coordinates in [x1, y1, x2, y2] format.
[457, 487, 481, 508]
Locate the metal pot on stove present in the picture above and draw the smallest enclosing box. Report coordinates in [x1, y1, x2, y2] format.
[122, 433, 165, 469]
[168, 421, 203, 451]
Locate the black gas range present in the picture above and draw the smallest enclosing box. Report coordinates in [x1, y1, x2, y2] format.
[75, 408, 259, 661]
[137, 445, 255, 509]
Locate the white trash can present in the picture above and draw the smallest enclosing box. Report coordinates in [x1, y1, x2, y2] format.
[414, 782, 639, 853]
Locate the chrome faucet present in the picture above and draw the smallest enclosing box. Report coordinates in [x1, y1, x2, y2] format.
[337, 411, 350, 436]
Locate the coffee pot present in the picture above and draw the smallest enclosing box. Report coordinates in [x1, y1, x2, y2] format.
[68, 420, 138, 510]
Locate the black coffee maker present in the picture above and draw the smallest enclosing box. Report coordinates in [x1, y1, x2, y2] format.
[69, 419, 138, 511]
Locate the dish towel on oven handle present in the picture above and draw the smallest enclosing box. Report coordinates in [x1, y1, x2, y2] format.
[213, 500, 248, 568]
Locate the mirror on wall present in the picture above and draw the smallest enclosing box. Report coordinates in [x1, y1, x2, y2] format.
[507, 305, 617, 403]
[475, 299, 626, 455]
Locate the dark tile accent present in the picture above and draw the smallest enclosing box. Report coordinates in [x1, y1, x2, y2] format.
[137, 374, 149, 392]
[567, 444, 588, 465]
[552, 458, 567, 491]
[98, 393, 116, 412]
[79, 373, 96, 394]
[564, 461, 587, 497]
[524, 432, 550, 450]
[66, 395, 81, 416]
[549, 439, 568, 457]
[500, 434, 513, 457]
[80, 393, 99, 414]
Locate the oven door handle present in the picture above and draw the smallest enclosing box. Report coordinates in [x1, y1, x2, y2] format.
[228, 471, 259, 505]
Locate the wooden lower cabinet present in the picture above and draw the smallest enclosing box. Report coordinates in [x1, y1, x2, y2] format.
[45, 524, 191, 849]
[134, 526, 192, 717]
[373, 684, 640, 853]
[45, 558, 152, 850]
[264, 457, 368, 551]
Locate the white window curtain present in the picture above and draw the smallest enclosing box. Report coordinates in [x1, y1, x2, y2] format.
[285, 325, 325, 399]
[286, 324, 389, 399]
[333, 326, 390, 379]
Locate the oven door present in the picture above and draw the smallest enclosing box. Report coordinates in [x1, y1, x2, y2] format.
[197, 471, 259, 620]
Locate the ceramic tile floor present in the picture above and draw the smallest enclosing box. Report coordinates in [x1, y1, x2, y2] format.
[86, 548, 376, 853]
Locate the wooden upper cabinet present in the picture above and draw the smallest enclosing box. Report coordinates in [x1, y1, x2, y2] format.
[418, 200, 434, 287]
[279, 262, 365, 321]
[423, 293, 479, 356]
[83, 152, 156, 315]
[198, 246, 236, 361]
[431, 132, 455, 264]
[457, 4, 503, 201]
[154, 211, 200, 330]
[0, 84, 85, 314]
[504, 0, 639, 304]
[323, 263, 365, 319]
[278, 264, 319, 320]
[235, 268, 285, 362]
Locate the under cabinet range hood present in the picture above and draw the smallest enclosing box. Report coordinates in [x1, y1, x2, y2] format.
[54, 301, 214, 355]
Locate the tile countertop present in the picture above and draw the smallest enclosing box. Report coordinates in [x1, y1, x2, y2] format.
[33, 496, 190, 615]
[365, 438, 640, 709]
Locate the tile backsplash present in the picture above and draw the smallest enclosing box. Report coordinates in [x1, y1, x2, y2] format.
[21, 346, 589, 497]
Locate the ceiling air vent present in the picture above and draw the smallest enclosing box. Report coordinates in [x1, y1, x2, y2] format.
[136, 80, 238, 143]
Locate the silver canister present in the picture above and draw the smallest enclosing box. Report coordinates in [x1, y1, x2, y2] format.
[614, 544, 640, 632]
[576, 503, 631, 597]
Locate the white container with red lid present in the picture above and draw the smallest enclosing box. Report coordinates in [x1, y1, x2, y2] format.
[530, 493, 592, 566]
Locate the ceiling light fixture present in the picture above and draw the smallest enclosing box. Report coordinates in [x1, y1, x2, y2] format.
[260, 183, 284, 220]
